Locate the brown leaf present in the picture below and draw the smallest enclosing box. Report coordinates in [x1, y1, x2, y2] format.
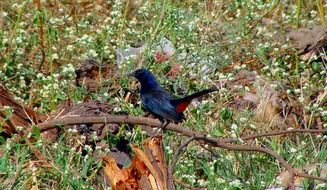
[0, 83, 45, 136]
[286, 25, 327, 60]
[52, 100, 120, 142]
[40, 128, 58, 143]
[154, 38, 175, 63]
[103, 148, 155, 190]
[243, 93, 260, 105]
[103, 156, 137, 190]
[103, 137, 172, 190]
[228, 70, 257, 91]
[133, 145, 164, 190]
[275, 164, 327, 188]
[227, 70, 302, 129]
[53, 100, 113, 118]
[253, 80, 280, 123]
[75, 59, 117, 92]
[167, 64, 181, 78]
[143, 136, 169, 188]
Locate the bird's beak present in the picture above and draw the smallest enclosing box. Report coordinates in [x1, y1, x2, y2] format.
[127, 72, 135, 77]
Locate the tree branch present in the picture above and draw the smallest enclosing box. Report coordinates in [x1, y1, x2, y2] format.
[36, 114, 327, 187]
[222, 129, 327, 143]
[170, 136, 197, 174]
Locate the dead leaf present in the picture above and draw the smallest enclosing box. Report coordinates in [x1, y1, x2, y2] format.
[227, 70, 303, 129]
[103, 136, 174, 190]
[254, 82, 284, 128]
[75, 58, 117, 92]
[273, 163, 327, 189]
[0, 83, 45, 136]
[103, 156, 136, 189]
[166, 64, 181, 78]
[40, 128, 58, 143]
[143, 137, 169, 186]
[103, 147, 157, 190]
[243, 93, 260, 105]
[52, 100, 122, 143]
[286, 25, 327, 61]
[154, 38, 175, 63]
[228, 70, 257, 91]
[116, 46, 144, 67]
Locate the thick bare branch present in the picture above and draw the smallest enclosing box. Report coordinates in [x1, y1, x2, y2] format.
[36, 114, 327, 186]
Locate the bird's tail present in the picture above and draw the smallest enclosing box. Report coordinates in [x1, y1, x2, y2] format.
[180, 87, 218, 102]
[171, 87, 218, 113]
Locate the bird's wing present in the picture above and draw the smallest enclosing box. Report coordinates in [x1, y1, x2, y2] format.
[141, 90, 181, 122]
[171, 100, 190, 113]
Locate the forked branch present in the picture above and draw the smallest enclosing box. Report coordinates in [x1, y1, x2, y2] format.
[36, 115, 327, 188]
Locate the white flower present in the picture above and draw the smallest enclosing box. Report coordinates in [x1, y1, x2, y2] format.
[92, 132, 98, 140]
[5, 140, 12, 150]
[36, 139, 43, 147]
[95, 146, 101, 150]
[66, 45, 74, 51]
[15, 36, 23, 44]
[249, 124, 256, 129]
[81, 135, 86, 141]
[84, 145, 93, 152]
[52, 143, 58, 149]
[312, 103, 319, 108]
[52, 53, 59, 60]
[229, 179, 241, 187]
[36, 73, 44, 79]
[88, 49, 98, 57]
[296, 154, 302, 160]
[289, 147, 296, 153]
[3, 105, 12, 111]
[294, 89, 301, 93]
[217, 177, 226, 184]
[16, 126, 24, 131]
[231, 132, 237, 138]
[198, 179, 207, 186]
[231, 124, 238, 130]
[316, 183, 326, 188]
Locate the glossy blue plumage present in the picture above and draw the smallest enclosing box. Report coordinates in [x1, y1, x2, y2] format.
[129, 69, 217, 123]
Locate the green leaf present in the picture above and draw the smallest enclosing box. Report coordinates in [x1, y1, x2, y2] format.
[220, 108, 233, 122]
[32, 125, 41, 139]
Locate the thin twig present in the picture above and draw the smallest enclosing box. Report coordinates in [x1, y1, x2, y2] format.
[246, 0, 281, 35]
[25, 138, 47, 161]
[174, 179, 206, 190]
[221, 129, 327, 143]
[170, 136, 197, 174]
[35, 0, 45, 70]
[296, 172, 327, 182]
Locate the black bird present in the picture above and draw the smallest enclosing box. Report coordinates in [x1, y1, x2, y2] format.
[128, 69, 218, 128]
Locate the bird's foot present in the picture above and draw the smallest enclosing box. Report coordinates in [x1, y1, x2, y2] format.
[152, 121, 170, 137]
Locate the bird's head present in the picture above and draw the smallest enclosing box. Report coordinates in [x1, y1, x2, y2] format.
[128, 68, 160, 89]
[128, 69, 150, 80]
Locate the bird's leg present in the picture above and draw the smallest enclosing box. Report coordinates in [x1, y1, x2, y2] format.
[143, 112, 151, 117]
[153, 120, 170, 136]
[161, 121, 170, 130]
